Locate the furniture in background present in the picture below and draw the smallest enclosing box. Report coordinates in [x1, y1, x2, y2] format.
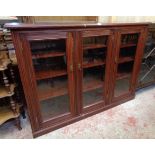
[0, 27, 21, 129]
[5, 22, 148, 137]
[0, 17, 26, 129]
[18, 16, 98, 24]
[137, 24, 155, 89]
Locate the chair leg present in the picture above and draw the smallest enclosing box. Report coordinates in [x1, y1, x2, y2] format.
[15, 117, 22, 130]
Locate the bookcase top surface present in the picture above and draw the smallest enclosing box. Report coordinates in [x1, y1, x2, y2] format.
[5, 22, 150, 30]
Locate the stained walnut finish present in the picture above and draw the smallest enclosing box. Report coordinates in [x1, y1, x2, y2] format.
[5, 22, 148, 138]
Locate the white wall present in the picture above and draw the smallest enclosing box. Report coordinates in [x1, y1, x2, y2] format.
[98, 16, 155, 23]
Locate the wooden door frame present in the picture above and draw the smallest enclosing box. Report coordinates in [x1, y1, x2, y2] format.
[12, 30, 77, 131]
[75, 29, 114, 114]
[11, 31, 40, 132]
[109, 27, 147, 103]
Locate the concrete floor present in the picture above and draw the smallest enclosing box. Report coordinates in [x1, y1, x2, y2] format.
[0, 85, 155, 139]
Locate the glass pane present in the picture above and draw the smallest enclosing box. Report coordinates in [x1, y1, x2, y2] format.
[37, 76, 68, 101]
[114, 32, 139, 98]
[121, 33, 139, 44]
[31, 39, 65, 54]
[30, 39, 71, 121]
[83, 36, 107, 45]
[40, 94, 69, 120]
[82, 67, 104, 107]
[83, 88, 103, 107]
[82, 35, 107, 108]
[32, 57, 67, 80]
[114, 62, 133, 97]
[114, 77, 131, 97]
[119, 46, 136, 59]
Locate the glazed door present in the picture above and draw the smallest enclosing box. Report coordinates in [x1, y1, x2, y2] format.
[111, 29, 144, 102]
[77, 29, 113, 113]
[21, 31, 76, 127]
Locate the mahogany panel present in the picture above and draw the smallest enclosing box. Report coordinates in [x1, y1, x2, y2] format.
[83, 60, 105, 68]
[83, 44, 106, 50]
[32, 51, 65, 59]
[116, 72, 131, 80]
[35, 69, 67, 80]
[118, 56, 134, 63]
[120, 43, 137, 48]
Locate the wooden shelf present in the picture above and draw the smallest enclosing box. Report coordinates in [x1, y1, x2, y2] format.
[118, 56, 134, 63]
[0, 58, 11, 71]
[38, 79, 68, 101]
[0, 32, 3, 36]
[83, 44, 106, 50]
[120, 43, 137, 48]
[0, 84, 16, 99]
[4, 36, 12, 42]
[32, 51, 65, 59]
[0, 105, 20, 125]
[37, 75, 104, 101]
[35, 69, 67, 80]
[116, 72, 131, 80]
[9, 51, 18, 65]
[83, 60, 105, 68]
[83, 77, 103, 92]
[0, 48, 8, 51]
[0, 43, 7, 51]
[10, 57, 18, 66]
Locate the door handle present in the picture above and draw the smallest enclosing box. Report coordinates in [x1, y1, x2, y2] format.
[70, 64, 73, 72]
[115, 57, 118, 64]
[78, 63, 81, 71]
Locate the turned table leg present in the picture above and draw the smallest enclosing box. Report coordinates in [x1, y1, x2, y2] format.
[2, 70, 10, 93]
[10, 65, 26, 119]
[10, 96, 17, 114]
[9, 65, 15, 83]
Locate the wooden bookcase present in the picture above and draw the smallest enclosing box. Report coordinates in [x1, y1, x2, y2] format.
[5, 22, 148, 137]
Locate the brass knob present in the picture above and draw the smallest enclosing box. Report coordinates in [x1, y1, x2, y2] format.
[115, 57, 118, 64]
[78, 63, 81, 71]
[70, 65, 73, 72]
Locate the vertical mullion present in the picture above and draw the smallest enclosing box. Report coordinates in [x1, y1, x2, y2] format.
[111, 32, 121, 101]
[74, 31, 83, 115]
[104, 33, 114, 105]
[66, 32, 76, 115]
